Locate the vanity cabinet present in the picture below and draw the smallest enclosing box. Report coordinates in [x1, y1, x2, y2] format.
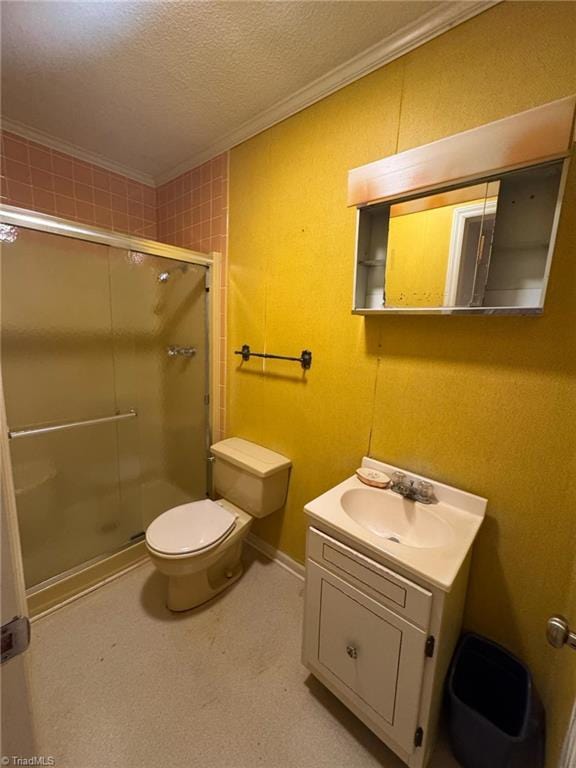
[303, 526, 469, 768]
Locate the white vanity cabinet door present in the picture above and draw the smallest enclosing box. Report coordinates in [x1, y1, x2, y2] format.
[304, 561, 428, 755]
[318, 578, 402, 724]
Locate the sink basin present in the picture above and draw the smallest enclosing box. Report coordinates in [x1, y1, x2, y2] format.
[340, 487, 453, 549]
[304, 458, 486, 590]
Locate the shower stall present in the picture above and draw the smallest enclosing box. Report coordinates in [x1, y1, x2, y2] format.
[0, 210, 216, 600]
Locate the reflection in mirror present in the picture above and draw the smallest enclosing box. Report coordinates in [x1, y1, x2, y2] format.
[354, 160, 565, 313]
[386, 181, 499, 307]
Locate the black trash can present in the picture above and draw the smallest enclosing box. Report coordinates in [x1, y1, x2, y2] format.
[447, 633, 545, 768]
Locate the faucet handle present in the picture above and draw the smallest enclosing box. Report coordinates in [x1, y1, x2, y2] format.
[415, 480, 435, 503]
[391, 471, 406, 487]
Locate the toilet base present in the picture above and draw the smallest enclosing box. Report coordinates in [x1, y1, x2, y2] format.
[166, 537, 244, 612]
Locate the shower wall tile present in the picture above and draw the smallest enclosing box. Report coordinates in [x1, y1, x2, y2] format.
[0, 131, 157, 239]
[156, 153, 228, 255]
[157, 153, 229, 440]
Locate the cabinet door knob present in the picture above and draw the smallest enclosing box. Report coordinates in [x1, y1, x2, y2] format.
[346, 644, 358, 659]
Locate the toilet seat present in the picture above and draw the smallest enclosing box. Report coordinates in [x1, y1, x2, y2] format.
[146, 499, 237, 556]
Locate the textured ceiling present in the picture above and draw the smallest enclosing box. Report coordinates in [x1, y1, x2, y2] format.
[1, 1, 449, 181]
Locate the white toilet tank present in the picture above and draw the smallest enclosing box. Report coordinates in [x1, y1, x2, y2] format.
[211, 438, 291, 518]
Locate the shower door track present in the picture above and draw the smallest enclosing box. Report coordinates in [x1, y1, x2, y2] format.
[26, 538, 146, 598]
[0, 205, 213, 266]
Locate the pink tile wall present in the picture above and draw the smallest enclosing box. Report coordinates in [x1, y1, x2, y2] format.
[0, 131, 157, 238]
[156, 153, 227, 253]
[157, 154, 229, 438]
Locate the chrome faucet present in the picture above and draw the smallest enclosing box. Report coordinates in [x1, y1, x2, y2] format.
[390, 472, 435, 504]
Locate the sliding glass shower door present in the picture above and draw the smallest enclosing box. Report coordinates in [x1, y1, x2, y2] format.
[1, 227, 208, 589]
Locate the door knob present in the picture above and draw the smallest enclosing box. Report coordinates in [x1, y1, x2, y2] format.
[547, 615, 576, 650]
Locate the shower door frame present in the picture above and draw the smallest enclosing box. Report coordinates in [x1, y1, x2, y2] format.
[0, 204, 223, 606]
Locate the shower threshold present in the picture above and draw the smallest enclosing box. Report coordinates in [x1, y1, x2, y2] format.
[27, 536, 148, 619]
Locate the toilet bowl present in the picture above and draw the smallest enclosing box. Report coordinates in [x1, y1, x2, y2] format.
[146, 498, 253, 611]
[145, 438, 291, 611]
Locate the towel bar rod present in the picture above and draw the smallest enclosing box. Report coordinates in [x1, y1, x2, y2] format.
[235, 344, 312, 370]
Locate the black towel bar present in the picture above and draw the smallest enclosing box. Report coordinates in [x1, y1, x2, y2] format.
[234, 344, 312, 370]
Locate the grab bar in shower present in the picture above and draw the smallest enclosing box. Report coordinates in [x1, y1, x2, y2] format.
[8, 409, 137, 440]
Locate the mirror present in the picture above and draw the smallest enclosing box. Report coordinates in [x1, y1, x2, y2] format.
[354, 161, 565, 314]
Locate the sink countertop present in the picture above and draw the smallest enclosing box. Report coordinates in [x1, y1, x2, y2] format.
[304, 457, 487, 592]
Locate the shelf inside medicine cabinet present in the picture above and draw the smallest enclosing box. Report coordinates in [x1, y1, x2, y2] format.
[352, 160, 567, 315]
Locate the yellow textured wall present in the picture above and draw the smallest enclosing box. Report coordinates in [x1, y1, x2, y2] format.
[228, 0, 576, 753]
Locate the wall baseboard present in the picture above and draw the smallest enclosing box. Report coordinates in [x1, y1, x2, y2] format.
[245, 533, 305, 581]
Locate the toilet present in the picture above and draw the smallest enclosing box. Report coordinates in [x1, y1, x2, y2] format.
[145, 438, 291, 611]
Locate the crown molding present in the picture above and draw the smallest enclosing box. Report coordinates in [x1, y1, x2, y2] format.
[1, 117, 156, 187]
[156, 0, 500, 185]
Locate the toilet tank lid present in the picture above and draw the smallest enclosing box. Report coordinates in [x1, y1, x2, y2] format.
[210, 438, 291, 478]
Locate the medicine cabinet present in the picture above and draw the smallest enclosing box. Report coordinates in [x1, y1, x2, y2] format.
[348, 96, 575, 315]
